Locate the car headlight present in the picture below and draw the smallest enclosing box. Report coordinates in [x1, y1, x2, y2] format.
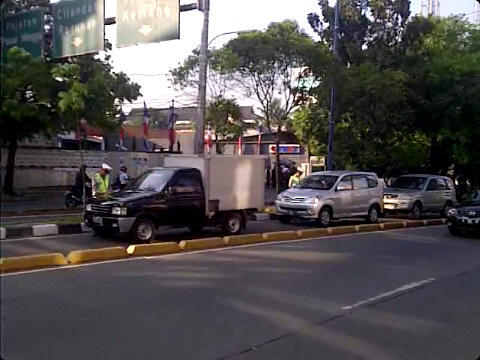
[305, 196, 321, 204]
[112, 206, 128, 216]
[447, 208, 457, 217]
[276, 194, 284, 201]
[86, 204, 92, 211]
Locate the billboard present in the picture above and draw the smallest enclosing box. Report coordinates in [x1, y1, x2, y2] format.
[116, 0, 180, 48]
[1, 9, 44, 62]
[52, 0, 104, 58]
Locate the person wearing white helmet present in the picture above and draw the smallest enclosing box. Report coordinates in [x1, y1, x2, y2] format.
[92, 163, 112, 196]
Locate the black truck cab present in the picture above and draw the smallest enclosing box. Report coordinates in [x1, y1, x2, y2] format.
[85, 167, 245, 242]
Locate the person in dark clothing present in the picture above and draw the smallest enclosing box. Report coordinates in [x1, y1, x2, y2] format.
[74, 165, 91, 197]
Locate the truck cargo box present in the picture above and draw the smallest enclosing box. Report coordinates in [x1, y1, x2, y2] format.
[163, 155, 265, 213]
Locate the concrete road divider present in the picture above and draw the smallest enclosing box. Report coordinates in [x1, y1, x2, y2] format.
[380, 222, 405, 230]
[296, 228, 329, 239]
[262, 231, 298, 242]
[423, 219, 446, 226]
[0, 253, 67, 273]
[405, 220, 425, 228]
[0, 227, 5, 240]
[223, 233, 263, 246]
[179, 237, 225, 251]
[67, 247, 127, 265]
[127, 242, 180, 257]
[32, 224, 58, 237]
[356, 223, 383, 233]
[328, 226, 357, 236]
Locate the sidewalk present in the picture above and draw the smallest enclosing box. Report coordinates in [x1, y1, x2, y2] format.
[1, 187, 67, 214]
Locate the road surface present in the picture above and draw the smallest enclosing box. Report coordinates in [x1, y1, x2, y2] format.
[1, 226, 479, 359]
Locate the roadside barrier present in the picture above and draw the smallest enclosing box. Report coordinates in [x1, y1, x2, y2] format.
[262, 231, 298, 242]
[1, 220, 448, 273]
[179, 237, 225, 251]
[66, 247, 127, 264]
[0, 253, 67, 273]
[127, 242, 180, 257]
[223, 234, 263, 246]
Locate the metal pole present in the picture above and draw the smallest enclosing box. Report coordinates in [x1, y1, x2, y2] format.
[327, 0, 339, 171]
[194, 0, 210, 154]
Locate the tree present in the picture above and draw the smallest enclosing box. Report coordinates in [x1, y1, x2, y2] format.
[0, 48, 58, 194]
[206, 96, 247, 154]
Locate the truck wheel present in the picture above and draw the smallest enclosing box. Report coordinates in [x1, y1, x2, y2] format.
[132, 218, 156, 243]
[279, 215, 292, 224]
[223, 212, 242, 235]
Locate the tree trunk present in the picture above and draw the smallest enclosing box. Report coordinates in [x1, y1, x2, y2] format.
[275, 131, 281, 194]
[3, 136, 18, 195]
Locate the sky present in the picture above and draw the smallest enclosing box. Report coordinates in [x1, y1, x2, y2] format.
[103, 0, 478, 111]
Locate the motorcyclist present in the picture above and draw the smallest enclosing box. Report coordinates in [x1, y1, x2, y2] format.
[117, 166, 130, 190]
[74, 165, 91, 197]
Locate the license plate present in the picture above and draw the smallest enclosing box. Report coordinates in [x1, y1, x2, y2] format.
[93, 216, 103, 225]
[384, 204, 395, 210]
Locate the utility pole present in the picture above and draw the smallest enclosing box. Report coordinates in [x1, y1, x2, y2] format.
[194, 0, 210, 154]
[327, 0, 339, 170]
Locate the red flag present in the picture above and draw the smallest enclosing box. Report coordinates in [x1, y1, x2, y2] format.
[238, 136, 243, 156]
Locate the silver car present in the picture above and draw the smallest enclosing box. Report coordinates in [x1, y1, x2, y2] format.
[383, 174, 457, 219]
[275, 171, 384, 227]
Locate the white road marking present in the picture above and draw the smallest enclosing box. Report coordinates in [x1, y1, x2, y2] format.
[0, 226, 446, 277]
[342, 278, 436, 311]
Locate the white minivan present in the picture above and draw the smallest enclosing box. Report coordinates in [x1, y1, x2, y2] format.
[275, 171, 384, 227]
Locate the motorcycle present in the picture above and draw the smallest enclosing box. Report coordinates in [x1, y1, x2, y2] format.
[65, 182, 92, 208]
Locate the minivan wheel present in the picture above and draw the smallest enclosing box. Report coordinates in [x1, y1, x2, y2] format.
[366, 205, 379, 223]
[409, 202, 422, 220]
[279, 215, 292, 224]
[132, 218, 156, 243]
[223, 212, 242, 235]
[317, 207, 331, 228]
[442, 202, 453, 218]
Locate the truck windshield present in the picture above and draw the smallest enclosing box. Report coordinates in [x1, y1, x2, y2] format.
[297, 175, 339, 190]
[125, 170, 174, 192]
[392, 176, 427, 190]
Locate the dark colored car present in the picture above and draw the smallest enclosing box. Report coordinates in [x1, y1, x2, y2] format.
[447, 190, 480, 237]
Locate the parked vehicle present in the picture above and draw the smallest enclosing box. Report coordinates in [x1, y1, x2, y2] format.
[383, 174, 456, 219]
[84, 156, 265, 243]
[65, 182, 92, 208]
[447, 189, 480, 237]
[275, 171, 383, 227]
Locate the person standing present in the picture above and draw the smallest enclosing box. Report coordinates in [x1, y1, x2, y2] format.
[92, 163, 112, 197]
[288, 167, 303, 188]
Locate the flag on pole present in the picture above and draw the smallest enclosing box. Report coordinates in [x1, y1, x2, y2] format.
[238, 136, 243, 156]
[117, 109, 127, 151]
[143, 101, 150, 152]
[257, 126, 262, 155]
[168, 111, 178, 151]
[205, 123, 212, 154]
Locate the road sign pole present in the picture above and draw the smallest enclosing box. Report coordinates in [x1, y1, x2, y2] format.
[194, 0, 209, 155]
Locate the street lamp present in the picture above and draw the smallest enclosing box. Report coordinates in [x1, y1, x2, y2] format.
[208, 29, 255, 48]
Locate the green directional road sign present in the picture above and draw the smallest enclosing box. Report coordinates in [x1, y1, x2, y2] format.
[117, 0, 180, 48]
[52, 0, 104, 58]
[1, 9, 44, 63]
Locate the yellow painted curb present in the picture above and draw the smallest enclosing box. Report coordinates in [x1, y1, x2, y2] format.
[262, 231, 298, 242]
[405, 220, 425, 228]
[356, 223, 383, 233]
[179, 237, 225, 251]
[224, 234, 263, 246]
[66, 247, 127, 264]
[296, 228, 329, 239]
[380, 222, 405, 230]
[328, 226, 358, 236]
[127, 242, 180, 257]
[0, 253, 67, 273]
[423, 219, 445, 226]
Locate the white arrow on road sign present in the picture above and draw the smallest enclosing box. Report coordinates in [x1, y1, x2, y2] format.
[72, 37, 83, 47]
[138, 25, 154, 37]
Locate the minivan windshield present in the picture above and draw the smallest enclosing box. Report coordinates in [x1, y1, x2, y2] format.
[297, 175, 339, 190]
[391, 176, 427, 190]
[125, 170, 174, 192]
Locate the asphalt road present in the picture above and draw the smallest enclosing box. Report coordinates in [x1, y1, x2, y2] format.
[0, 218, 380, 258]
[1, 226, 479, 360]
